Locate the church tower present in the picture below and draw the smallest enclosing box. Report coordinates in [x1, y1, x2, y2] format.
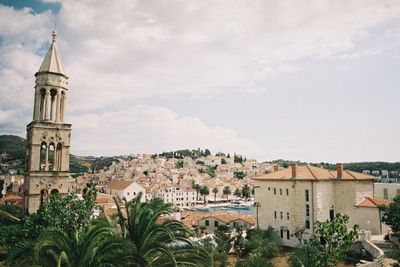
[24, 31, 71, 213]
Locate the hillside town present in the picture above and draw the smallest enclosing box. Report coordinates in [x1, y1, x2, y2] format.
[1, 1, 400, 266]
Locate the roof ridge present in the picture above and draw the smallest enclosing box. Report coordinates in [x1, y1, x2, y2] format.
[345, 170, 357, 180]
[306, 165, 317, 180]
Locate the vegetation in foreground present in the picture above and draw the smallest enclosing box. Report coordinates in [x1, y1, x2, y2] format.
[0, 186, 212, 267]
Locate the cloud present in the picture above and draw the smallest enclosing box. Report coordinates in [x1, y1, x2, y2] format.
[69, 105, 258, 157]
[2, 1, 400, 160]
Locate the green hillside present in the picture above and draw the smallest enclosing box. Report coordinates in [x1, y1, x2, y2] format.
[0, 135, 118, 175]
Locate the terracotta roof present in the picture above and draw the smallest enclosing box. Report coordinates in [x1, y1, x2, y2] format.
[200, 213, 256, 225]
[356, 197, 391, 208]
[105, 180, 134, 191]
[0, 194, 23, 206]
[253, 165, 376, 181]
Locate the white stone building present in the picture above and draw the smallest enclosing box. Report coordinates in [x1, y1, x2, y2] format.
[157, 186, 196, 207]
[253, 163, 378, 247]
[104, 180, 146, 202]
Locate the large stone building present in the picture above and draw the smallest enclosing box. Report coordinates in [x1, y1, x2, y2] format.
[24, 31, 71, 213]
[253, 163, 378, 247]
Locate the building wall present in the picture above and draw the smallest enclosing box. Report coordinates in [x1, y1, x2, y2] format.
[374, 183, 400, 200]
[198, 217, 253, 234]
[354, 207, 388, 235]
[255, 179, 375, 247]
[254, 180, 313, 247]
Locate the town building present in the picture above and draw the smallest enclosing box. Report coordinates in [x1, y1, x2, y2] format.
[157, 185, 197, 207]
[374, 182, 400, 200]
[253, 163, 378, 247]
[24, 31, 71, 213]
[197, 213, 256, 234]
[104, 180, 147, 202]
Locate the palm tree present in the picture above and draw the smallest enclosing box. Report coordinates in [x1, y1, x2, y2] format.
[192, 183, 201, 201]
[114, 192, 212, 266]
[242, 184, 251, 201]
[223, 186, 231, 201]
[234, 188, 241, 199]
[200, 186, 210, 204]
[0, 207, 20, 223]
[212, 187, 218, 202]
[8, 221, 138, 267]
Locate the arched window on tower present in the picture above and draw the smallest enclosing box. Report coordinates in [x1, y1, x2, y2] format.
[60, 91, 66, 122]
[40, 142, 47, 171]
[39, 89, 46, 120]
[56, 143, 62, 171]
[48, 143, 55, 171]
[50, 89, 57, 121]
[40, 189, 49, 205]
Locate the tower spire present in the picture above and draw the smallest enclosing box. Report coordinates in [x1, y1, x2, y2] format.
[36, 30, 66, 77]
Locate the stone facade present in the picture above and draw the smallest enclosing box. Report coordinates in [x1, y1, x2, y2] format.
[253, 164, 376, 247]
[24, 31, 71, 213]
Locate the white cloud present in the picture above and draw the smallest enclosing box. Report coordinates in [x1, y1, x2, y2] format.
[69, 105, 258, 157]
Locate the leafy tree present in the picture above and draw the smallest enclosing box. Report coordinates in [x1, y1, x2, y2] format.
[234, 154, 243, 163]
[204, 149, 212, 156]
[196, 160, 205, 165]
[242, 227, 280, 259]
[8, 221, 137, 267]
[242, 185, 251, 201]
[206, 166, 217, 178]
[215, 152, 226, 157]
[227, 153, 231, 158]
[223, 186, 231, 201]
[290, 213, 359, 267]
[212, 187, 219, 202]
[221, 158, 227, 165]
[380, 193, 400, 233]
[234, 171, 246, 179]
[175, 160, 184, 169]
[114, 193, 212, 266]
[200, 186, 210, 204]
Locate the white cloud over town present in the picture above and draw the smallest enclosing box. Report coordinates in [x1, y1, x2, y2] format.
[1, 1, 400, 161]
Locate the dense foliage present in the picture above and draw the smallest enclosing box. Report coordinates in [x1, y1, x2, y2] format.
[380, 193, 400, 233]
[290, 214, 359, 267]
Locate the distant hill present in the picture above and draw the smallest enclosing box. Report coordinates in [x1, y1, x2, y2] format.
[0, 135, 118, 175]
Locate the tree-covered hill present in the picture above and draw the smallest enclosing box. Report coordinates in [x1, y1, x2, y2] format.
[0, 135, 118, 175]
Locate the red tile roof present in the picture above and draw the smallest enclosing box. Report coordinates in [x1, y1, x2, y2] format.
[356, 197, 391, 208]
[253, 165, 376, 181]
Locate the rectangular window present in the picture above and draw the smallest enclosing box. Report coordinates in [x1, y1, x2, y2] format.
[305, 190, 309, 202]
[214, 221, 219, 227]
[286, 212, 290, 220]
[305, 220, 310, 229]
[205, 220, 209, 226]
[280, 211, 283, 220]
[287, 230, 290, 239]
[286, 189, 289, 196]
[274, 188, 276, 195]
[280, 189, 282, 195]
[268, 187, 270, 191]
[306, 204, 310, 217]
[274, 211, 277, 219]
[280, 230, 284, 239]
[383, 188, 389, 199]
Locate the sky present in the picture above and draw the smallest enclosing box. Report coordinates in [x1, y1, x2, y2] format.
[0, 0, 400, 163]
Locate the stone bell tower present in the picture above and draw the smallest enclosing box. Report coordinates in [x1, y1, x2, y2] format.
[24, 31, 71, 213]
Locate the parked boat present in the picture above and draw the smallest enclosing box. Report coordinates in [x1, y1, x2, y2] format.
[196, 206, 210, 211]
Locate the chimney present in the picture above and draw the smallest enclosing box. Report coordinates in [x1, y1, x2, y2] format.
[273, 164, 279, 172]
[291, 163, 297, 178]
[336, 163, 343, 178]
